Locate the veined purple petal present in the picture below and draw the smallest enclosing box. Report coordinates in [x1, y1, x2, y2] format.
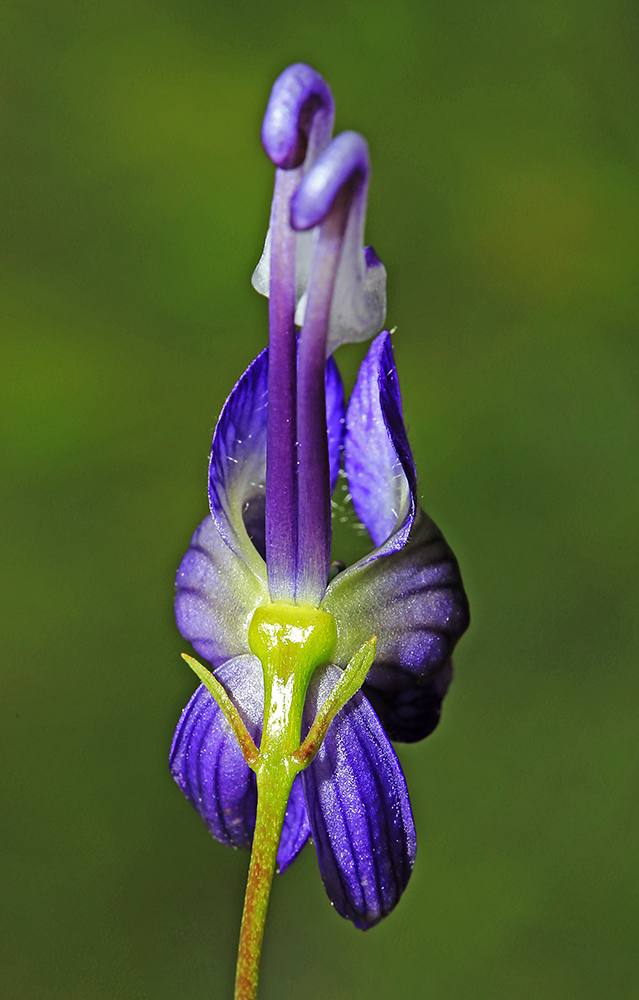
[291, 132, 387, 354]
[169, 656, 310, 869]
[323, 506, 469, 692]
[364, 660, 453, 744]
[169, 656, 262, 850]
[208, 349, 269, 581]
[344, 331, 417, 554]
[301, 666, 416, 929]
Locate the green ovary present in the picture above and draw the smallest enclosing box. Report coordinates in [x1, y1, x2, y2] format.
[248, 603, 337, 769]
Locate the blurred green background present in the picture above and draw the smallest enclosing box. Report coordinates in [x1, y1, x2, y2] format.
[1, 1, 637, 998]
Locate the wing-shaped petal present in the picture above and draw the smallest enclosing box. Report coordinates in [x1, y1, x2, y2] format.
[301, 665, 416, 929]
[169, 656, 262, 849]
[208, 349, 270, 580]
[325, 330, 469, 701]
[169, 655, 310, 869]
[175, 514, 269, 669]
[205, 346, 343, 570]
[343, 331, 416, 556]
[323, 506, 469, 689]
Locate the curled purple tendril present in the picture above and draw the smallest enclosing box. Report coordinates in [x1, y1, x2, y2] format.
[261, 63, 335, 170]
[290, 131, 370, 230]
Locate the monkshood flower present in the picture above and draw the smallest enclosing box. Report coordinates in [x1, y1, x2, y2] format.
[170, 63, 469, 1000]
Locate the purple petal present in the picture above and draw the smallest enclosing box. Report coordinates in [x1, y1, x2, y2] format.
[326, 354, 345, 492]
[175, 514, 268, 669]
[344, 331, 416, 554]
[364, 660, 453, 744]
[170, 656, 310, 869]
[324, 506, 470, 692]
[291, 133, 387, 354]
[169, 656, 262, 849]
[208, 349, 269, 579]
[301, 666, 416, 928]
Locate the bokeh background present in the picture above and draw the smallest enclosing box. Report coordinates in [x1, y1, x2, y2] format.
[2, 1, 637, 998]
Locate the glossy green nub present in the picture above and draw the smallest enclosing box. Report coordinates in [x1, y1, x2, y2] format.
[248, 603, 337, 776]
[249, 602, 337, 686]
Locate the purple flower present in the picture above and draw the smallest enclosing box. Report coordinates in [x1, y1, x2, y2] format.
[170, 64, 469, 933]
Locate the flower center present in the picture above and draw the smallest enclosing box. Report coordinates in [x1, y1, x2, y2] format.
[248, 603, 337, 766]
[248, 603, 337, 679]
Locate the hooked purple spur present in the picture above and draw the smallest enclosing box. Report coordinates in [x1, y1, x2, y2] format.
[169, 63, 469, 1000]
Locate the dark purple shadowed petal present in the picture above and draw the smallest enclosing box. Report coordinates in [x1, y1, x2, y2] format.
[344, 331, 416, 553]
[325, 354, 345, 491]
[364, 660, 453, 744]
[323, 506, 470, 692]
[170, 656, 310, 868]
[242, 492, 267, 562]
[301, 666, 416, 929]
[208, 349, 269, 578]
[175, 515, 268, 669]
[261, 63, 334, 170]
[326, 330, 469, 728]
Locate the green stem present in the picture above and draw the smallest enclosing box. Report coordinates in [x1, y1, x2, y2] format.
[234, 767, 295, 1000]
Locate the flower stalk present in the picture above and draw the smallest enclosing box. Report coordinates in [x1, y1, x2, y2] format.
[234, 767, 292, 1000]
[171, 61, 469, 1000]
